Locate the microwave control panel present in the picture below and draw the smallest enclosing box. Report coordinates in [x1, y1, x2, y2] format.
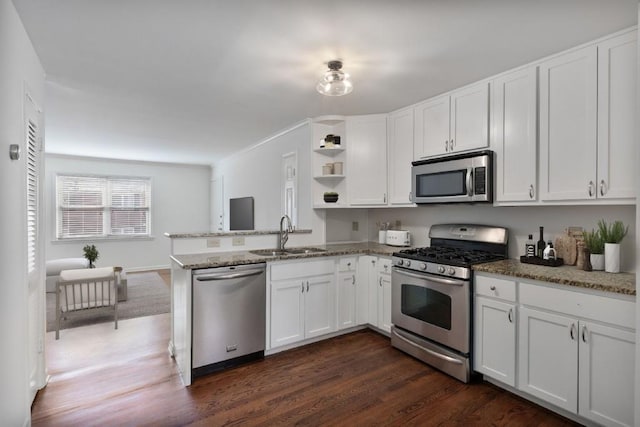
[474, 167, 486, 195]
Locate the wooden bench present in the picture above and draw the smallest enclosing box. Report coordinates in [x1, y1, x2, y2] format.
[55, 266, 119, 339]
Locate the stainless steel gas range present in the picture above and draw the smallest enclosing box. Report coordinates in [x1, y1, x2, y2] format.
[391, 224, 508, 383]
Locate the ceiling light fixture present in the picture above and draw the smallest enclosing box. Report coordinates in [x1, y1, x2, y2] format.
[316, 60, 353, 96]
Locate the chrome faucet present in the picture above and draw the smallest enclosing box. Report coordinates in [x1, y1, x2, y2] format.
[278, 214, 293, 250]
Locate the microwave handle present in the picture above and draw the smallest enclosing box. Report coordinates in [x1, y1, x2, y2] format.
[466, 168, 473, 196]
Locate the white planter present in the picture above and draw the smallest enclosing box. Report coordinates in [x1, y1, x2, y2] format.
[590, 253, 604, 271]
[604, 243, 620, 273]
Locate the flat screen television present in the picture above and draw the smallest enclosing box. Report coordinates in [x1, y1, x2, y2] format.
[229, 196, 255, 230]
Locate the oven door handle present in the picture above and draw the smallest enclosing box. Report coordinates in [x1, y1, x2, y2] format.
[392, 329, 463, 365]
[393, 268, 465, 286]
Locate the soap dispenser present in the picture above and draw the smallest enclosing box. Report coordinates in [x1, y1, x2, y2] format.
[543, 240, 556, 260]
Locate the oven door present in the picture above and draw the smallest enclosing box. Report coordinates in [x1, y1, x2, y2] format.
[392, 267, 470, 354]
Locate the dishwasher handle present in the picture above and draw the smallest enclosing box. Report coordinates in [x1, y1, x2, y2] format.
[195, 269, 264, 281]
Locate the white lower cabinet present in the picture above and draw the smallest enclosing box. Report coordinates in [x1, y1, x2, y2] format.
[337, 257, 357, 330]
[269, 259, 336, 349]
[377, 258, 392, 333]
[475, 273, 636, 427]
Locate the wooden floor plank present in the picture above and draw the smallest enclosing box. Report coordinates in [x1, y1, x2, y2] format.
[32, 313, 579, 426]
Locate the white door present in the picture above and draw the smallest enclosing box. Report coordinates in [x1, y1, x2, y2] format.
[337, 272, 356, 330]
[578, 321, 635, 427]
[346, 115, 388, 205]
[281, 152, 298, 227]
[493, 67, 538, 202]
[450, 82, 489, 153]
[474, 296, 516, 386]
[414, 95, 450, 159]
[539, 45, 597, 201]
[270, 279, 305, 348]
[388, 107, 414, 205]
[597, 30, 637, 200]
[518, 307, 578, 412]
[211, 176, 224, 231]
[25, 91, 45, 403]
[304, 274, 336, 338]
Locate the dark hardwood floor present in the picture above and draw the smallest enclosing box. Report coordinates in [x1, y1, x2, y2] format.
[32, 309, 579, 426]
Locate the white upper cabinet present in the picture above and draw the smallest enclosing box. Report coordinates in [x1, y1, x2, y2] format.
[414, 82, 489, 160]
[387, 107, 415, 205]
[539, 45, 598, 201]
[540, 30, 636, 203]
[492, 66, 538, 203]
[346, 114, 388, 206]
[597, 30, 637, 200]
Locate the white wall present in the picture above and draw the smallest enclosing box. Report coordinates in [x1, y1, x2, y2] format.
[45, 154, 211, 271]
[0, 0, 46, 424]
[214, 121, 323, 243]
[366, 205, 636, 271]
[635, 2, 640, 423]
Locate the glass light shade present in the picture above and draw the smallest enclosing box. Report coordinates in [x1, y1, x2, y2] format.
[316, 64, 353, 96]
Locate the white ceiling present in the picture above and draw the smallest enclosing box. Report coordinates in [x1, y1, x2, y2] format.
[13, 0, 638, 165]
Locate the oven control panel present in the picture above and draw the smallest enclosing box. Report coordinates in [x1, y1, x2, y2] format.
[393, 257, 471, 280]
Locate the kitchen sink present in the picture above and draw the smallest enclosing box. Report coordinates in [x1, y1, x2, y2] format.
[249, 247, 327, 257]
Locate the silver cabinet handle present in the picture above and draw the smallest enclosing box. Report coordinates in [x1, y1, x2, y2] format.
[529, 185, 535, 199]
[490, 285, 496, 290]
[445, 140, 449, 152]
[600, 180, 607, 196]
[352, 275, 355, 285]
[393, 267, 465, 286]
[372, 260, 376, 265]
[392, 329, 463, 365]
[450, 139, 454, 151]
[383, 193, 387, 203]
[301, 281, 304, 293]
[195, 269, 264, 281]
[570, 323, 576, 340]
[379, 277, 383, 287]
[588, 181, 594, 197]
[306, 281, 309, 292]
[582, 325, 588, 343]
[508, 308, 513, 323]
[409, 191, 412, 201]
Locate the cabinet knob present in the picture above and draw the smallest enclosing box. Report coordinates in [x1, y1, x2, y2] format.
[570, 323, 576, 340]
[508, 308, 513, 323]
[352, 275, 355, 285]
[529, 185, 534, 199]
[588, 181, 594, 197]
[600, 180, 607, 196]
[582, 325, 588, 343]
[445, 140, 449, 152]
[449, 139, 454, 151]
[490, 285, 496, 291]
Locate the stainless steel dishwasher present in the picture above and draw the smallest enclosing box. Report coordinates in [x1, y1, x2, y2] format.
[191, 263, 266, 378]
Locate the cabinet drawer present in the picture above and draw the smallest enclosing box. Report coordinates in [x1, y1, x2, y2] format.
[271, 259, 335, 281]
[519, 281, 635, 329]
[338, 257, 357, 272]
[475, 275, 516, 302]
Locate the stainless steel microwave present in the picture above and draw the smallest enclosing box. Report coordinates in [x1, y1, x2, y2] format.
[411, 150, 493, 204]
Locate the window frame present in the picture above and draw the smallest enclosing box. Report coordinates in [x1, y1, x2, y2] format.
[55, 173, 153, 241]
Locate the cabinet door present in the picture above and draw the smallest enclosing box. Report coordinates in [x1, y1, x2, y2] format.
[518, 306, 578, 412]
[270, 279, 305, 348]
[597, 31, 637, 200]
[357, 256, 374, 325]
[366, 257, 379, 326]
[377, 258, 392, 333]
[539, 45, 597, 201]
[493, 67, 538, 202]
[388, 107, 415, 205]
[346, 115, 388, 205]
[474, 296, 516, 387]
[337, 272, 356, 330]
[578, 321, 636, 427]
[304, 274, 336, 338]
[414, 95, 450, 159]
[450, 82, 489, 153]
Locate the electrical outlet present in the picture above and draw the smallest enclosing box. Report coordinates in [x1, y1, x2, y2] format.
[232, 236, 245, 246]
[395, 220, 402, 229]
[352, 221, 359, 232]
[207, 238, 221, 248]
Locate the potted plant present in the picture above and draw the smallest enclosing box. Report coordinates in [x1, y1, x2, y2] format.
[323, 191, 339, 203]
[83, 244, 99, 268]
[582, 229, 604, 271]
[597, 219, 628, 273]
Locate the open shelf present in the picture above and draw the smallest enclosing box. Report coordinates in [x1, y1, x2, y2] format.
[313, 147, 345, 156]
[313, 174, 345, 181]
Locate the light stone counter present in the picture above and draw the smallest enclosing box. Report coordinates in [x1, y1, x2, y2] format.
[170, 241, 401, 270]
[473, 259, 635, 296]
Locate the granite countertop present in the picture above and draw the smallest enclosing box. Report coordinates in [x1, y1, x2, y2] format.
[170, 242, 400, 270]
[473, 259, 635, 296]
[165, 229, 312, 238]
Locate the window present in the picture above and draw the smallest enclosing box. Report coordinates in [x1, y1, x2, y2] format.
[56, 175, 151, 239]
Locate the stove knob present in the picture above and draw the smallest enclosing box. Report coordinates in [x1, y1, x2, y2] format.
[397, 259, 404, 266]
[447, 267, 456, 275]
[437, 266, 445, 274]
[405, 260, 411, 267]
[420, 263, 427, 270]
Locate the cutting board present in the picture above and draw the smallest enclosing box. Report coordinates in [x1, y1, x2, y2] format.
[554, 228, 581, 265]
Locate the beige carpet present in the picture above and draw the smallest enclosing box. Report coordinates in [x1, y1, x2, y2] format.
[46, 271, 170, 332]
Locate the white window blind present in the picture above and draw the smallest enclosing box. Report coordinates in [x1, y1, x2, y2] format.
[56, 175, 151, 239]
